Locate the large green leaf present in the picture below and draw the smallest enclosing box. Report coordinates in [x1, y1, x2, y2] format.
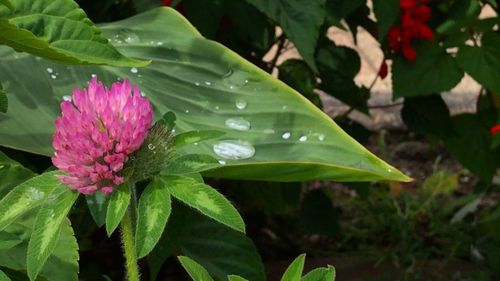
[0, 8, 409, 183]
[456, 33, 500, 94]
[246, 0, 325, 71]
[135, 178, 171, 258]
[162, 175, 245, 232]
[0, 83, 7, 113]
[149, 203, 265, 281]
[0, 216, 79, 281]
[0, 171, 64, 231]
[0, 0, 148, 67]
[392, 42, 464, 98]
[26, 188, 78, 281]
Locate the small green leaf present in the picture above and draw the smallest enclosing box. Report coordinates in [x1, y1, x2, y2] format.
[302, 266, 336, 281]
[136, 178, 171, 258]
[0, 171, 63, 231]
[178, 256, 215, 281]
[228, 276, 249, 281]
[173, 130, 225, 148]
[164, 154, 220, 175]
[27, 188, 78, 281]
[0, 269, 11, 281]
[372, 0, 400, 40]
[0, 0, 149, 67]
[86, 191, 109, 227]
[392, 42, 464, 98]
[246, 0, 325, 72]
[0, 83, 7, 113]
[456, 33, 500, 94]
[0, 151, 35, 196]
[281, 254, 306, 281]
[162, 175, 245, 232]
[157, 111, 176, 129]
[0, 232, 22, 250]
[106, 184, 132, 236]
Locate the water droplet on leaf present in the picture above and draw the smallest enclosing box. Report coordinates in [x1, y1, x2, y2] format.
[225, 118, 251, 131]
[213, 140, 255, 160]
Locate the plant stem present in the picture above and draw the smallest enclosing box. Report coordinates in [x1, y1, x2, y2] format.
[120, 206, 140, 281]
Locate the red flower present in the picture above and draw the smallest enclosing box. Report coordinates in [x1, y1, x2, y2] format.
[387, 0, 433, 62]
[490, 125, 500, 135]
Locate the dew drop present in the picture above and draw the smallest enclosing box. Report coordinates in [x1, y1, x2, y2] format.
[235, 99, 247, 110]
[218, 160, 226, 165]
[282, 132, 291, 140]
[148, 143, 156, 150]
[214, 106, 220, 110]
[46, 67, 53, 74]
[222, 68, 249, 90]
[91, 74, 97, 78]
[185, 110, 190, 113]
[318, 134, 325, 141]
[213, 140, 255, 160]
[195, 82, 201, 86]
[299, 135, 308, 142]
[204, 81, 212, 86]
[130, 67, 138, 74]
[62, 95, 72, 102]
[120, 29, 140, 44]
[140, 91, 146, 97]
[225, 118, 251, 131]
[50, 74, 57, 79]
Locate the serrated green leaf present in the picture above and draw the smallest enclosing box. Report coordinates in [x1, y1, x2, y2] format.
[85, 191, 109, 227]
[164, 154, 220, 175]
[0, 0, 148, 67]
[173, 130, 225, 149]
[0, 171, 63, 231]
[0, 8, 409, 183]
[178, 256, 215, 281]
[136, 179, 171, 258]
[392, 42, 464, 98]
[105, 183, 132, 236]
[0, 217, 79, 281]
[302, 266, 336, 281]
[456, 32, 500, 94]
[148, 202, 264, 281]
[26, 188, 78, 281]
[246, 0, 325, 72]
[163, 175, 245, 232]
[228, 275, 248, 281]
[281, 254, 306, 281]
[0, 269, 11, 281]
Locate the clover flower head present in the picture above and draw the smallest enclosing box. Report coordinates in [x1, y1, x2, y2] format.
[52, 77, 153, 195]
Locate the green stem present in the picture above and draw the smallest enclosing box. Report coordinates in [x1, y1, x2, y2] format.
[120, 206, 140, 281]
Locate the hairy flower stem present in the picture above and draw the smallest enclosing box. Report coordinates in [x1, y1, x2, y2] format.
[120, 205, 140, 281]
